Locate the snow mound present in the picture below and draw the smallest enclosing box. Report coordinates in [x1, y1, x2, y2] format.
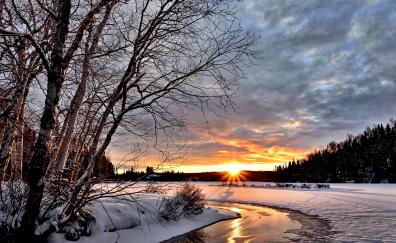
[90, 201, 140, 233]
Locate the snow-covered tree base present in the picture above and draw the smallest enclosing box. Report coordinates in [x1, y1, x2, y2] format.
[0, 181, 209, 242]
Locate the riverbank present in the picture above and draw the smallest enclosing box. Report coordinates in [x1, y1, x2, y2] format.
[48, 197, 237, 243]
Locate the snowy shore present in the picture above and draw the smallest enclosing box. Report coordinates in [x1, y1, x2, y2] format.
[48, 194, 237, 243]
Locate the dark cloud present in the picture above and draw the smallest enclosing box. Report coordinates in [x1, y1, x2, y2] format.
[114, 1, 396, 170]
[228, 0, 396, 149]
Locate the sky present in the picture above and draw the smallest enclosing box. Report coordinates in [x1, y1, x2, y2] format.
[111, 0, 396, 173]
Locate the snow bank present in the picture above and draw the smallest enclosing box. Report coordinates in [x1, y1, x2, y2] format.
[90, 200, 141, 232]
[198, 183, 396, 242]
[48, 192, 237, 243]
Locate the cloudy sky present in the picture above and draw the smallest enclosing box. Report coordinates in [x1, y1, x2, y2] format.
[113, 0, 396, 172]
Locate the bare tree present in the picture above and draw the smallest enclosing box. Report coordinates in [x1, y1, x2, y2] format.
[0, 0, 47, 180]
[0, 0, 257, 240]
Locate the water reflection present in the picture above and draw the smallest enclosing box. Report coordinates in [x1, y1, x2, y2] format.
[169, 231, 207, 243]
[164, 202, 334, 243]
[228, 217, 242, 243]
[227, 207, 240, 243]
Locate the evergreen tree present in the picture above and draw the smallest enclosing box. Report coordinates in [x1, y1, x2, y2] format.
[276, 119, 396, 183]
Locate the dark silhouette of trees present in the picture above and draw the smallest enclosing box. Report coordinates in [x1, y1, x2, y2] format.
[275, 120, 396, 183]
[146, 166, 154, 175]
[93, 155, 114, 179]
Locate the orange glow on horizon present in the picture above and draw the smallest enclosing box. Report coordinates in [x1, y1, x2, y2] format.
[109, 134, 315, 173]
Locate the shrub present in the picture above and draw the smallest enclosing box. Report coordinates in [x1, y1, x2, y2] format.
[0, 180, 28, 229]
[159, 184, 205, 221]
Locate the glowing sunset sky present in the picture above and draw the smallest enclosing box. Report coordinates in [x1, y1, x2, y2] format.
[111, 0, 396, 172]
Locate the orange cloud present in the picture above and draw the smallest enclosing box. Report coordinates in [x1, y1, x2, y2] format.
[109, 136, 312, 172]
[109, 118, 316, 173]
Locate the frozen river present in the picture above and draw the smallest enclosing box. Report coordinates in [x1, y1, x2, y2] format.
[166, 201, 334, 243]
[196, 183, 396, 242]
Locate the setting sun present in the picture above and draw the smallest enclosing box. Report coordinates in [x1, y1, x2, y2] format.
[225, 163, 241, 176]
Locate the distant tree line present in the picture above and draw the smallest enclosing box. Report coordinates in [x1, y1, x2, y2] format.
[115, 169, 278, 182]
[275, 120, 396, 183]
[115, 167, 186, 181]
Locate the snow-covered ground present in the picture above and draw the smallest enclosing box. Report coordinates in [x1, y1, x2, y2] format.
[197, 182, 396, 242]
[48, 182, 395, 242]
[48, 190, 236, 243]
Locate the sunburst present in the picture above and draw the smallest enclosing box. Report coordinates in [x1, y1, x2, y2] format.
[220, 163, 247, 184]
[225, 163, 241, 176]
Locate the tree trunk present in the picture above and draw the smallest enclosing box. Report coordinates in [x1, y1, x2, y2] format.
[64, 113, 123, 217]
[0, 0, 4, 25]
[0, 78, 26, 179]
[69, 108, 92, 181]
[0, 37, 34, 180]
[53, 59, 89, 171]
[54, 4, 113, 172]
[0, 124, 13, 179]
[10, 111, 24, 179]
[19, 0, 72, 237]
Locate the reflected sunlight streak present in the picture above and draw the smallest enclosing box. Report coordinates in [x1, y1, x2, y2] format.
[228, 217, 242, 243]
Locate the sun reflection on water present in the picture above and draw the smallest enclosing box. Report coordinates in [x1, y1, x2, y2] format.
[228, 217, 242, 243]
[224, 207, 241, 243]
[223, 203, 300, 243]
